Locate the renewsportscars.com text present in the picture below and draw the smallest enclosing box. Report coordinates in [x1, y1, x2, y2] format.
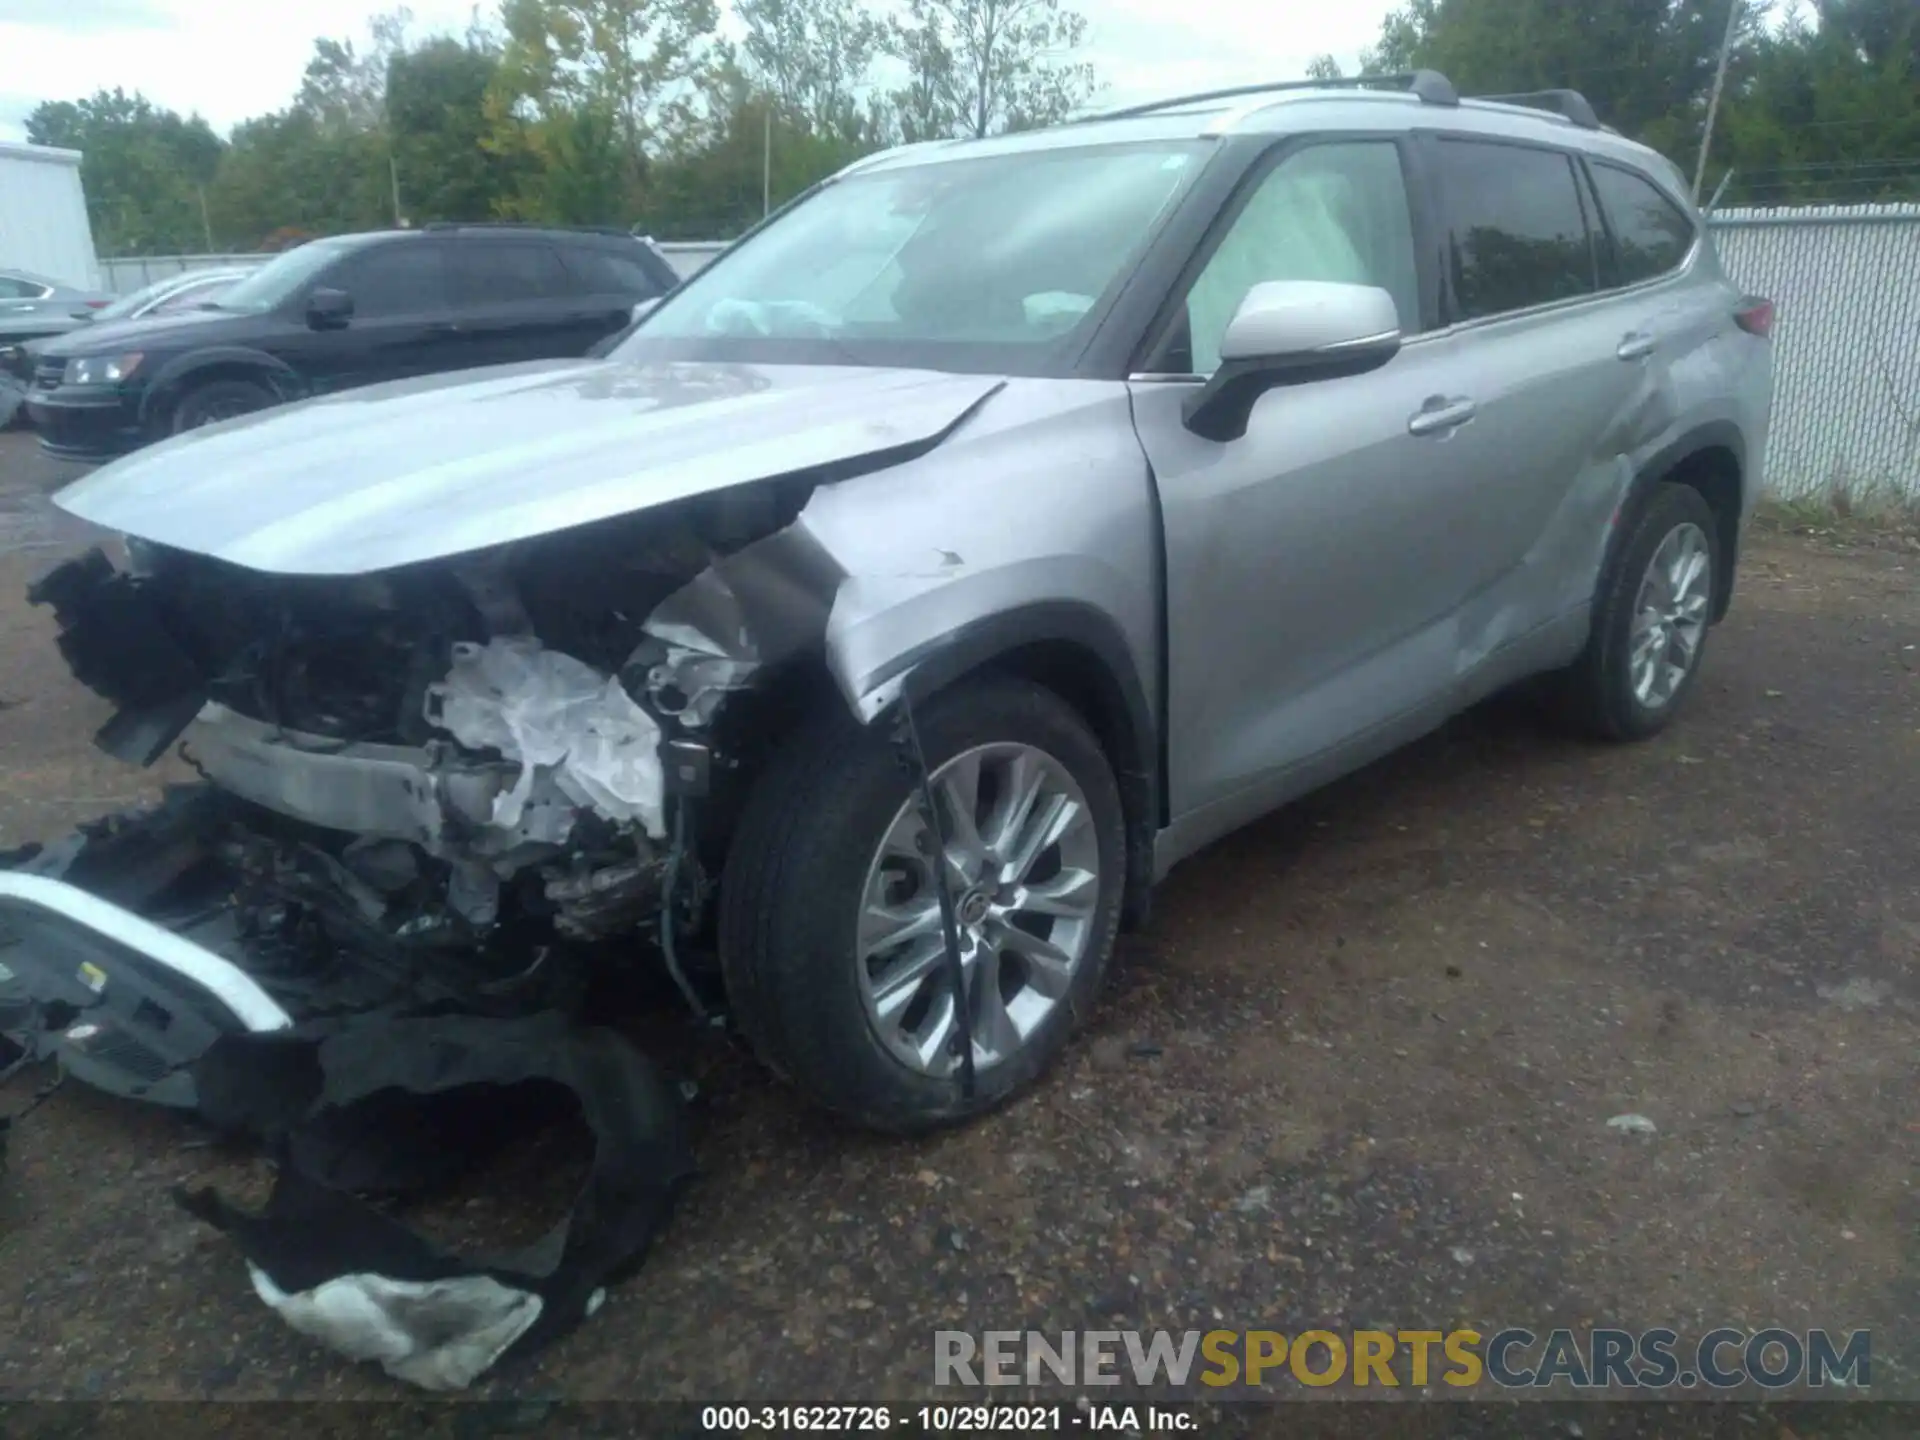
[934, 1327, 1871, 1391]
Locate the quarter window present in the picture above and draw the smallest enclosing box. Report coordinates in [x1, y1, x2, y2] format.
[1436, 140, 1597, 320]
[1592, 163, 1695, 285]
[1178, 141, 1421, 375]
[565, 247, 667, 298]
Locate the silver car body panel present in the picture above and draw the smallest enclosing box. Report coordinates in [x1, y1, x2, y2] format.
[0, 268, 113, 342]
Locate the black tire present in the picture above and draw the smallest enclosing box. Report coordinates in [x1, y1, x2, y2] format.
[1548, 481, 1720, 741]
[718, 674, 1127, 1133]
[170, 378, 277, 434]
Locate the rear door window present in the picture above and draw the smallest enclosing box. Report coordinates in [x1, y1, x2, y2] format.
[451, 243, 577, 305]
[563, 246, 669, 299]
[1591, 163, 1696, 285]
[1434, 140, 1598, 320]
[331, 243, 450, 317]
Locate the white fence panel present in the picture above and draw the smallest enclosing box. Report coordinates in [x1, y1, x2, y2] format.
[1708, 204, 1920, 503]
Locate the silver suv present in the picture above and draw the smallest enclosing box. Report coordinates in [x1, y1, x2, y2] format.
[6, 73, 1773, 1136]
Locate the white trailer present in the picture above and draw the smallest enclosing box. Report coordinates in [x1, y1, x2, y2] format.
[0, 139, 101, 289]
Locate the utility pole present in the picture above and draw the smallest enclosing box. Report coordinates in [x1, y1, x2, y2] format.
[1704, 167, 1736, 214]
[197, 184, 214, 252]
[1692, 0, 1742, 201]
[762, 104, 772, 218]
[389, 153, 404, 227]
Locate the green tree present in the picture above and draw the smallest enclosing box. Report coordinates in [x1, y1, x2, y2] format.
[738, 0, 888, 141]
[1714, 0, 1919, 203]
[208, 109, 392, 244]
[25, 90, 224, 254]
[1360, 0, 1771, 162]
[886, 0, 1099, 140]
[388, 35, 520, 221]
[645, 72, 868, 237]
[489, 0, 722, 219]
[1305, 54, 1345, 81]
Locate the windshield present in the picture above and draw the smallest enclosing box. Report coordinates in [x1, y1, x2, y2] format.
[212, 239, 357, 314]
[621, 141, 1204, 372]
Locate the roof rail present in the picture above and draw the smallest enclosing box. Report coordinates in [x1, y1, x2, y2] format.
[1471, 89, 1601, 130]
[417, 221, 639, 238]
[1087, 69, 1459, 122]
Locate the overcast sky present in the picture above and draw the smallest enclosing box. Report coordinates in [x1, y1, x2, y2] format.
[0, 0, 1397, 143]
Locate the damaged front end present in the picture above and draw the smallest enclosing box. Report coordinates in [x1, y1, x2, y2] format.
[12, 476, 827, 1032]
[0, 480, 840, 1388]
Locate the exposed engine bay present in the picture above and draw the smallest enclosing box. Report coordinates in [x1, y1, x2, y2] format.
[0, 477, 845, 1389]
[23, 477, 823, 989]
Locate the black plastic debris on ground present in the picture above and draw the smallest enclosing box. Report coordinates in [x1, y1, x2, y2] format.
[176, 1009, 694, 1391]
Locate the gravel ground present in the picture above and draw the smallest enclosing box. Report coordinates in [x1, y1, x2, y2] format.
[0, 428, 1914, 1420]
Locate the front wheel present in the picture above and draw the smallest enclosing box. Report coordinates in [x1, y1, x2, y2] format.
[1549, 481, 1720, 740]
[719, 675, 1127, 1133]
[170, 377, 277, 434]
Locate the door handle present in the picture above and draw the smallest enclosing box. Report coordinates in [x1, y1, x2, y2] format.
[1617, 332, 1659, 361]
[1408, 397, 1477, 436]
[426, 321, 464, 336]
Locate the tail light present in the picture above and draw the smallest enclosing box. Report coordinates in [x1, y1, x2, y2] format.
[1735, 296, 1774, 338]
[83, 299, 110, 309]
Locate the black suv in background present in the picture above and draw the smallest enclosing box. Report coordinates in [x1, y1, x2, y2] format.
[26, 225, 681, 460]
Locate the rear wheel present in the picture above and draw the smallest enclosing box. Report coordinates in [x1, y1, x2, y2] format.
[1549, 481, 1720, 740]
[171, 378, 277, 434]
[719, 675, 1126, 1133]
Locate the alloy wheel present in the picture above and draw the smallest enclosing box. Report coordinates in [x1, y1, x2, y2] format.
[1629, 521, 1711, 708]
[855, 742, 1101, 1077]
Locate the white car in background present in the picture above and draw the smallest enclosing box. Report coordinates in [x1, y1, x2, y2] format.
[1, 269, 248, 427]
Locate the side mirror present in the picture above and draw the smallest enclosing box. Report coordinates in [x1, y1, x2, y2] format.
[1182, 281, 1402, 443]
[630, 297, 660, 324]
[306, 287, 354, 329]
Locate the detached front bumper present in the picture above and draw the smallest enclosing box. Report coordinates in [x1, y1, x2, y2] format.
[0, 871, 290, 1108]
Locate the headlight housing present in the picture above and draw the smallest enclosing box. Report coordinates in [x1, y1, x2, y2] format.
[64, 352, 144, 385]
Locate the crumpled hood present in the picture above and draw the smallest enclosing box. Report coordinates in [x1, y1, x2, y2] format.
[54, 360, 1004, 576]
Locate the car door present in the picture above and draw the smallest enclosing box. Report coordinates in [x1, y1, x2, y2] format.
[1129, 137, 1534, 824]
[285, 241, 460, 395]
[447, 240, 612, 366]
[1404, 136, 1648, 630]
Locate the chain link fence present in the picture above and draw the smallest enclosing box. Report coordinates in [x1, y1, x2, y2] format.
[1708, 204, 1920, 507]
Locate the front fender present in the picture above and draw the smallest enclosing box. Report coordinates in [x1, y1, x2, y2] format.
[140, 347, 304, 427]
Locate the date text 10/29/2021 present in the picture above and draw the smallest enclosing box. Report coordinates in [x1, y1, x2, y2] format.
[702, 1407, 1187, 1431]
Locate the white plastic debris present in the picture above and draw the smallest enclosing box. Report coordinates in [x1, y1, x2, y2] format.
[247, 1263, 542, 1392]
[426, 638, 666, 841]
[1606, 1113, 1658, 1135]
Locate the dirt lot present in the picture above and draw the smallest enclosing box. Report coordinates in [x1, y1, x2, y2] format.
[0, 427, 1914, 1417]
